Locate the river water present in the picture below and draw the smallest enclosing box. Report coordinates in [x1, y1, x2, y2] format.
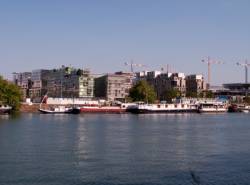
[0, 113, 250, 185]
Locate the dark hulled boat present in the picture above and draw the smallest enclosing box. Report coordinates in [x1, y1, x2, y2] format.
[0, 105, 12, 114]
[39, 106, 80, 114]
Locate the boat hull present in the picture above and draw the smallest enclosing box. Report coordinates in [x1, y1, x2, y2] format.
[241, 109, 250, 113]
[0, 109, 11, 114]
[197, 109, 227, 113]
[80, 106, 126, 114]
[38, 108, 80, 114]
[128, 108, 197, 114]
[71, 108, 81, 114]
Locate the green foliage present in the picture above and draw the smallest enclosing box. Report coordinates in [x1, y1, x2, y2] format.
[129, 80, 157, 103]
[125, 96, 133, 103]
[0, 76, 22, 111]
[186, 91, 198, 98]
[163, 89, 181, 102]
[65, 67, 72, 75]
[199, 90, 214, 98]
[244, 96, 250, 104]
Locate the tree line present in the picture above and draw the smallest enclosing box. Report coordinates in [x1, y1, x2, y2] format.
[0, 76, 22, 111]
[128, 80, 214, 103]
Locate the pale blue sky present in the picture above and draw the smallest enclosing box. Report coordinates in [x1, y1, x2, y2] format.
[0, 0, 249, 85]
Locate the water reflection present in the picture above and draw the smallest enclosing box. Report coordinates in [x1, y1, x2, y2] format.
[0, 113, 250, 185]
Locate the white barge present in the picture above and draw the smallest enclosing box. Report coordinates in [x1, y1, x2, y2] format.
[127, 99, 228, 114]
[238, 105, 250, 113]
[127, 103, 197, 114]
[197, 101, 228, 113]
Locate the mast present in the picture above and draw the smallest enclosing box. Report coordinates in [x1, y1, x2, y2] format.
[245, 60, 248, 84]
[61, 65, 64, 99]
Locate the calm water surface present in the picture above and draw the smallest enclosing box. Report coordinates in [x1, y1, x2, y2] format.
[0, 113, 250, 185]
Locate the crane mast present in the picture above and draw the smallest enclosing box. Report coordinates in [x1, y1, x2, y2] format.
[202, 56, 223, 89]
[236, 59, 250, 84]
[125, 60, 145, 73]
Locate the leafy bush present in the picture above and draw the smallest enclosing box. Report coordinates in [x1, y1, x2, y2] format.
[129, 80, 157, 103]
[0, 76, 22, 111]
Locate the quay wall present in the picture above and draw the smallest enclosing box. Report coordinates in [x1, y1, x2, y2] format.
[20, 104, 40, 113]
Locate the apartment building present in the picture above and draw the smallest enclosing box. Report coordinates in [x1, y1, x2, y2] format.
[94, 72, 133, 102]
[154, 73, 186, 99]
[44, 67, 94, 99]
[13, 72, 32, 100]
[13, 67, 94, 102]
[186, 74, 206, 95]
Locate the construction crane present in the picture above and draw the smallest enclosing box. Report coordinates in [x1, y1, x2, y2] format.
[124, 60, 146, 73]
[202, 56, 224, 89]
[161, 64, 170, 73]
[160, 64, 178, 73]
[236, 59, 250, 84]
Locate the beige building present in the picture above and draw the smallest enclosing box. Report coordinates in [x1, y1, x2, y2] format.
[94, 72, 133, 102]
[186, 74, 206, 95]
[13, 72, 32, 100]
[154, 73, 186, 99]
[29, 69, 49, 102]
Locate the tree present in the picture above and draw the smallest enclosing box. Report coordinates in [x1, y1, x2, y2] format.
[199, 90, 214, 98]
[243, 96, 250, 104]
[0, 76, 22, 111]
[129, 80, 157, 103]
[163, 89, 181, 102]
[186, 91, 198, 98]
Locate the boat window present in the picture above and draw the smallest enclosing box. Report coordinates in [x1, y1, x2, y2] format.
[182, 104, 184, 108]
[158, 105, 161, 108]
[175, 104, 177, 108]
[165, 104, 168, 108]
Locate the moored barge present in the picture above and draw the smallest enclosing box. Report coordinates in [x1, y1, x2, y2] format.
[127, 103, 198, 114]
[80, 106, 126, 113]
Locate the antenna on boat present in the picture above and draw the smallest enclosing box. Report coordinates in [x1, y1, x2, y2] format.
[39, 92, 48, 109]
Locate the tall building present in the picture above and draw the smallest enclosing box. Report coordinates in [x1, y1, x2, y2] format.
[44, 67, 94, 99]
[135, 71, 149, 84]
[13, 72, 32, 100]
[13, 66, 95, 102]
[186, 74, 206, 95]
[94, 72, 133, 102]
[154, 73, 186, 99]
[30, 69, 49, 102]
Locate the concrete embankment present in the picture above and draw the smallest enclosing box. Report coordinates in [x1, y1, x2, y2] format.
[20, 104, 40, 113]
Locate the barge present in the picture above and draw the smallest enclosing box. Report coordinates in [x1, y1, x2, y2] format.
[197, 102, 228, 113]
[80, 106, 126, 113]
[127, 103, 198, 114]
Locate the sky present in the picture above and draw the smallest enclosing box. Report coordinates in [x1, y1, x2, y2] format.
[0, 0, 249, 85]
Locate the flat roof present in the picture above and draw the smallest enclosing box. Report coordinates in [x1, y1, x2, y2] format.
[223, 83, 250, 87]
